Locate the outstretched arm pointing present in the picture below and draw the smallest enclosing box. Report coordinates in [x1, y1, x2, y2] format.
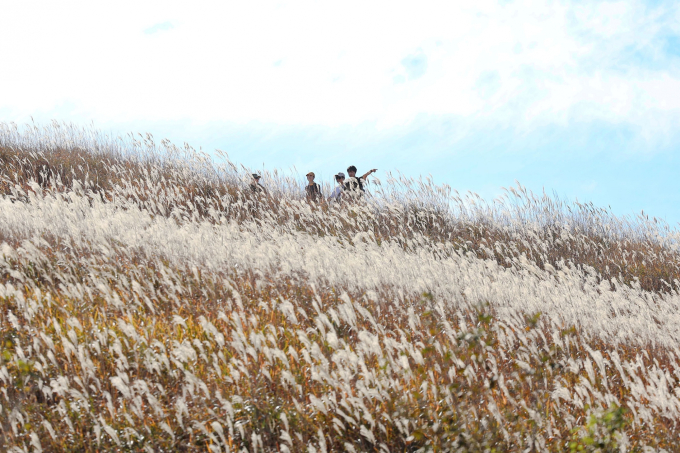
[361, 169, 378, 180]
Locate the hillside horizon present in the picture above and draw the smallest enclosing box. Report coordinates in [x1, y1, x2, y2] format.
[1, 122, 680, 451]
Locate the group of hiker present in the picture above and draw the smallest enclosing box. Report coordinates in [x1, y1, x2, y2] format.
[250, 165, 378, 203]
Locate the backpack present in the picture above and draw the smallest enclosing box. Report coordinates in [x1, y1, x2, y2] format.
[343, 177, 364, 193]
[305, 183, 322, 201]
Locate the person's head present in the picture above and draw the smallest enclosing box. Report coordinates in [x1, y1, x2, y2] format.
[335, 172, 345, 183]
[347, 165, 357, 177]
[306, 172, 315, 183]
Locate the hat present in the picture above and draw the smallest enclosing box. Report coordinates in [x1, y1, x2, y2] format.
[306, 172, 315, 177]
[252, 173, 261, 179]
[336, 172, 345, 178]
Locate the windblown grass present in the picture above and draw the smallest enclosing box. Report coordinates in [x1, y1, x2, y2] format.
[0, 121, 679, 451]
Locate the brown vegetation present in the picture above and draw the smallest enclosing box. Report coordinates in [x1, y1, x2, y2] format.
[0, 122, 679, 451]
[1, 122, 678, 296]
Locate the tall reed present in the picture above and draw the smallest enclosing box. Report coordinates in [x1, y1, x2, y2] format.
[0, 121, 679, 451]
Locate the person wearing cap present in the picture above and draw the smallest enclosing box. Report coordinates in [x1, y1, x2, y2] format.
[250, 173, 266, 194]
[344, 165, 377, 194]
[305, 172, 322, 202]
[328, 172, 345, 202]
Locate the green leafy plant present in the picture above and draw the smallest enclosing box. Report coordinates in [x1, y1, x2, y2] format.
[569, 404, 628, 452]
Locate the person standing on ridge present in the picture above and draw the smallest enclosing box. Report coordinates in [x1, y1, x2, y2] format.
[344, 165, 377, 194]
[329, 172, 345, 203]
[250, 173, 267, 194]
[305, 172, 322, 202]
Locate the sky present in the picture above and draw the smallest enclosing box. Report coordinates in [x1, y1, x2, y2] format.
[1, 0, 679, 223]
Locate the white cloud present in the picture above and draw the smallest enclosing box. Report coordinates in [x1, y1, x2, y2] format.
[144, 22, 174, 35]
[0, 0, 679, 137]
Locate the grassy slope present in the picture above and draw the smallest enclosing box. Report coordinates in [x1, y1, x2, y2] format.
[0, 123, 679, 451]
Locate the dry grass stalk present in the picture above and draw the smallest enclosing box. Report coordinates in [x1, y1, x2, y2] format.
[0, 122, 679, 451]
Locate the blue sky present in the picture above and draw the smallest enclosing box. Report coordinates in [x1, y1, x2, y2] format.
[1, 0, 679, 223]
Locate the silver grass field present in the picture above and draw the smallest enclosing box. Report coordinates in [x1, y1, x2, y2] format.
[0, 122, 680, 451]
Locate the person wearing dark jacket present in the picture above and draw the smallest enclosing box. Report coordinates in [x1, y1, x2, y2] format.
[344, 165, 377, 194]
[305, 172, 322, 202]
[250, 173, 267, 194]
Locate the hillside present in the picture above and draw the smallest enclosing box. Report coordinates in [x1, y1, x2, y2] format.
[1, 122, 680, 451]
